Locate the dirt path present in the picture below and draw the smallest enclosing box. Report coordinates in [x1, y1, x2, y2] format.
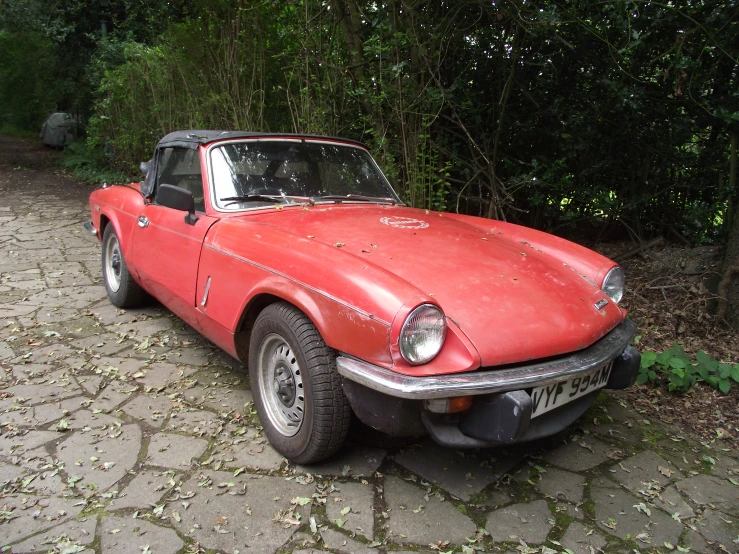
[0, 134, 95, 201]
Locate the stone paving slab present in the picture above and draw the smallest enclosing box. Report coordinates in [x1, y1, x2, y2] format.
[675, 473, 739, 517]
[543, 436, 614, 471]
[382, 476, 477, 546]
[325, 480, 375, 538]
[0, 148, 737, 554]
[100, 516, 183, 554]
[0, 494, 84, 546]
[298, 445, 386, 477]
[120, 394, 173, 427]
[9, 515, 97, 553]
[55, 424, 142, 496]
[107, 469, 179, 511]
[170, 471, 313, 553]
[535, 465, 586, 503]
[393, 441, 521, 501]
[591, 484, 684, 546]
[652, 484, 695, 520]
[609, 449, 684, 492]
[320, 527, 379, 554]
[560, 521, 607, 554]
[485, 499, 553, 544]
[695, 508, 739, 551]
[0, 430, 59, 455]
[145, 432, 208, 468]
[210, 428, 286, 471]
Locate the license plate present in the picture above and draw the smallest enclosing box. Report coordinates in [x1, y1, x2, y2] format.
[530, 362, 613, 419]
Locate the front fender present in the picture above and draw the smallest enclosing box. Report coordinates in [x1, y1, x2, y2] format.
[89, 185, 144, 262]
[196, 242, 393, 366]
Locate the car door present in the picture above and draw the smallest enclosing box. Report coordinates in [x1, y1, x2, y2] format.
[131, 146, 218, 328]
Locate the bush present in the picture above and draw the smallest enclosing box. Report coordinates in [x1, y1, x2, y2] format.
[638, 344, 739, 394]
[59, 141, 129, 185]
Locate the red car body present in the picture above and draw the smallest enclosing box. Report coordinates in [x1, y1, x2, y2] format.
[86, 131, 639, 462]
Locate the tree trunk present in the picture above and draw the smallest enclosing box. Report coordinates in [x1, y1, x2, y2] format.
[718, 132, 739, 326]
[330, 0, 386, 154]
[487, 22, 520, 220]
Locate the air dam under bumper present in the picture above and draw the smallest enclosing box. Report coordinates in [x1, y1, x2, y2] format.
[337, 319, 639, 448]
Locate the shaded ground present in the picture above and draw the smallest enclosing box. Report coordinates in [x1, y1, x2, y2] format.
[597, 241, 739, 449]
[1, 134, 738, 554]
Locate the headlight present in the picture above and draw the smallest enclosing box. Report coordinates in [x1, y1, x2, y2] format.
[602, 266, 625, 304]
[399, 304, 447, 365]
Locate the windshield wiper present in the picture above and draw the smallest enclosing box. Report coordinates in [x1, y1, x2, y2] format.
[313, 194, 397, 205]
[220, 195, 314, 207]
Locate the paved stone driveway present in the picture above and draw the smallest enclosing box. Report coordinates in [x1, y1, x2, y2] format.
[0, 138, 737, 553]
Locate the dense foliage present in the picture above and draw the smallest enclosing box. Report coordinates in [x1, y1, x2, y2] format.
[639, 344, 739, 394]
[1, 0, 738, 318]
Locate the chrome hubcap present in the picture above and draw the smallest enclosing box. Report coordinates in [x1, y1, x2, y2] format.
[257, 334, 305, 437]
[104, 235, 122, 293]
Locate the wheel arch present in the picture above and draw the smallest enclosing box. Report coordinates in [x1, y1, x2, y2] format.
[233, 292, 325, 365]
[97, 208, 136, 259]
[99, 213, 111, 237]
[234, 292, 282, 362]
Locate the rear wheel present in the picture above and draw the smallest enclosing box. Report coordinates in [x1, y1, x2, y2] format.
[102, 225, 146, 308]
[249, 302, 351, 464]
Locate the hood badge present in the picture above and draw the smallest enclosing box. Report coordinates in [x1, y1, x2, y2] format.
[380, 216, 429, 229]
[594, 298, 609, 310]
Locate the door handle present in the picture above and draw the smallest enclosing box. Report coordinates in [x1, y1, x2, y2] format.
[138, 216, 149, 228]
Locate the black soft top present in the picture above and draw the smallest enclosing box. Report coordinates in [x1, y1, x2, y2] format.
[157, 130, 368, 150]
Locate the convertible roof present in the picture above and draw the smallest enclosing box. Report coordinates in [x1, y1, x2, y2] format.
[156, 130, 368, 150]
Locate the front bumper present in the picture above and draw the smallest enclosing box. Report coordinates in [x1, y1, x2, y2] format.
[337, 319, 636, 399]
[337, 319, 639, 447]
[82, 220, 98, 238]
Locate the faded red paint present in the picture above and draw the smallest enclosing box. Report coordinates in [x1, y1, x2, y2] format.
[88, 139, 625, 377]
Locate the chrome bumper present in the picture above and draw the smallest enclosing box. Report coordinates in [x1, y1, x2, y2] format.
[336, 319, 636, 400]
[83, 221, 98, 237]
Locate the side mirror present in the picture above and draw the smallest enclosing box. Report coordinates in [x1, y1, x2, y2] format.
[140, 159, 151, 176]
[156, 184, 199, 225]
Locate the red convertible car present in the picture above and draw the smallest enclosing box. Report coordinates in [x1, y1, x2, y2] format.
[84, 131, 640, 463]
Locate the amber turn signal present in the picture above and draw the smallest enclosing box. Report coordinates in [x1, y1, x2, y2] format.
[424, 396, 473, 414]
[448, 396, 473, 412]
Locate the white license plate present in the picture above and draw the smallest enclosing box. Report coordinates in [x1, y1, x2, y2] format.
[530, 362, 613, 419]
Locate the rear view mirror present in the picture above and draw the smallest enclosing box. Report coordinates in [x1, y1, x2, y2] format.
[156, 184, 199, 225]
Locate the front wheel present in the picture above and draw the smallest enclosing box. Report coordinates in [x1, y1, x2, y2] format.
[249, 302, 351, 464]
[102, 225, 146, 308]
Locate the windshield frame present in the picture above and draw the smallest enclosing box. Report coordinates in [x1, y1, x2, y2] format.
[205, 138, 403, 214]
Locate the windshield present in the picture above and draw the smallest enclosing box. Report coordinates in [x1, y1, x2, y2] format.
[209, 140, 401, 210]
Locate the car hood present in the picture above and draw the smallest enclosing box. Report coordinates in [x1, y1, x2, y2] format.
[233, 204, 624, 366]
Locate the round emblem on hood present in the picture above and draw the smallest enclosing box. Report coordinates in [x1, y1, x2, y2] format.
[380, 216, 429, 229]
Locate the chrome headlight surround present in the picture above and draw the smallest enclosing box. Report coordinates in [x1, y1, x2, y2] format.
[399, 304, 447, 365]
[602, 266, 625, 304]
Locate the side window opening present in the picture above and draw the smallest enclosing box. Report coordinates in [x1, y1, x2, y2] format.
[155, 147, 205, 212]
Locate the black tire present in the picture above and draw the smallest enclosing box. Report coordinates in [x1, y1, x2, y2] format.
[249, 302, 351, 464]
[101, 224, 146, 308]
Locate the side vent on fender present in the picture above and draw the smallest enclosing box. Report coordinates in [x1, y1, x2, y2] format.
[201, 277, 212, 307]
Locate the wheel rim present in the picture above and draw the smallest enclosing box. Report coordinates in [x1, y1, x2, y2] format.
[257, 333, 305, 437]
[104, 234, 122, 293]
